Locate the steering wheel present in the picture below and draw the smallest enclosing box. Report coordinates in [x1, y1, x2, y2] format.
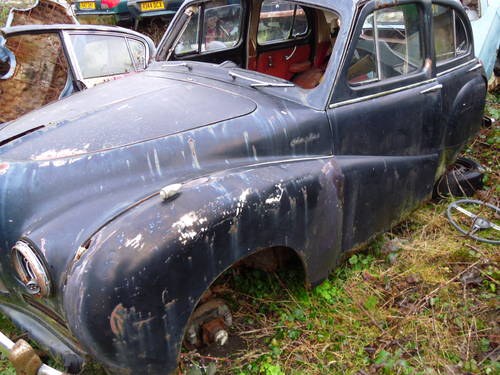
[446, 199, 500, 244]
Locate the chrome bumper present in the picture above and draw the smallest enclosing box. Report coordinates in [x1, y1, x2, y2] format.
[0, 331, 65, 375]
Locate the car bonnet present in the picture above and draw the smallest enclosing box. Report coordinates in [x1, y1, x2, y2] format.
[0, 72, 256, 161]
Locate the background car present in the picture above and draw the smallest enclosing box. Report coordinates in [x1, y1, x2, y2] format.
[127, 0, 184, 28]
[466, 0, 499, 80]
[73, 0, 133, 24]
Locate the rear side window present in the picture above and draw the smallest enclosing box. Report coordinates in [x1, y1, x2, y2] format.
[70, 34, 135, 79]
[128, 38, 148, 69]
[347, 3, 424, 84]
[257, 0, 309, 44]
[433, 5, 470, 63]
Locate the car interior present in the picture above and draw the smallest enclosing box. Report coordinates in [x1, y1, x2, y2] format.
[171, 0, 341, 90]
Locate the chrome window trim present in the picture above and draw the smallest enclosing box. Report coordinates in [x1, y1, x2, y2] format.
[434, 9, 472, 70]
[436, 58, 475, 77]
[329, 77, 436, 109]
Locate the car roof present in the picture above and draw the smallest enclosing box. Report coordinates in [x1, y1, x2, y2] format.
[0, 23, 149, 39]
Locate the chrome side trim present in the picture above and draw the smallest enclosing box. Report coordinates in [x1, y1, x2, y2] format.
[467, 63, 482, 72]
[420, 84, 443, 94]
[436, 59, 476, 77]
[329, 78, 436, 109]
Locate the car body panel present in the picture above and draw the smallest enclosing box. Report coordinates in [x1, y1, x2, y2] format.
[0, 69, 257, 158]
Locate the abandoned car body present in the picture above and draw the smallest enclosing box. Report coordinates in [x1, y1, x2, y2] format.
[0, 0, 486, 373]
[0, 24, 156, 123]
[0, 24, 155, 123]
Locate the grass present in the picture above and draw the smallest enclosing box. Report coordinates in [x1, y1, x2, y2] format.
[0, 20, 498, 370]
[195, 206, 498, 375]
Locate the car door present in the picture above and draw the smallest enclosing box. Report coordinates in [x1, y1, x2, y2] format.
[327, 0, 443, 251]
[431, 2, 486, 167]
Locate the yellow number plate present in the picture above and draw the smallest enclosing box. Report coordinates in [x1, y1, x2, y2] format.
[140, 0, 165, 11]
[79, 1, 96, 10]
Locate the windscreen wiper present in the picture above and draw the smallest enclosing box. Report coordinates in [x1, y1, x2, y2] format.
[228, 70, 294, 88]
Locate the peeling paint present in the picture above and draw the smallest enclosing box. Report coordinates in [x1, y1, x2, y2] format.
[265, 184, 284, 205]
[172, 212, 208, 244]
[125, 234, 144, 249]
[290, 133, 320, 147]
[31, 148, 88, 161]
[235, 188, 251, 216]
[188, 137, 201, 169]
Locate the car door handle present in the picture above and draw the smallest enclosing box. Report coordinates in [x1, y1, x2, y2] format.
[420, 84, 443, 94]
[285, 46, 297, 61]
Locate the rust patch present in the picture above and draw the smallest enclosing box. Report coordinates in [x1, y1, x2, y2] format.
[110, 303, 127, 338]
[8, 0, 76, 26]
[0, 162, 10, 175]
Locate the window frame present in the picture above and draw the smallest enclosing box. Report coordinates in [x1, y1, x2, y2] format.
[63, 31, 150, 84]
[347, 3, 426, 87]
[256, 0, 310, 46]
[330, 0, 432, 106]
[173, 0, 245, 58]
[431, 3, 472, 70]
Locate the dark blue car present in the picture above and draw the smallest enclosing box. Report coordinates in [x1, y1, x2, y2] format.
[0, 0, 487, 374]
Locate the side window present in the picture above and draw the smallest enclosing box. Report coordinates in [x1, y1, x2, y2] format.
[204, 4, 242, 51]
[70, 34, 135, 79]
[257, 0, 309, 44]
[127, 38, 148, 69]
[174, 0, 243, 55]
[433, 5, 470, 64]
[347, 4, 424, 84]
[0, 33, 70, 122]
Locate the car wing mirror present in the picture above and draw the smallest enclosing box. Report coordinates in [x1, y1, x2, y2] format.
[0, 36, 16, 80]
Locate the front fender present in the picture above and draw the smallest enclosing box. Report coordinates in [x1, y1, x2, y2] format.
[63, 157, 343, 374]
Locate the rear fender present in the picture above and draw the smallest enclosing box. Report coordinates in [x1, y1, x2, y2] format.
[63, 157, 343, 374]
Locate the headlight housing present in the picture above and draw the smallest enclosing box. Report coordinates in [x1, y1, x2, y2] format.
[11, 240, 51, 297]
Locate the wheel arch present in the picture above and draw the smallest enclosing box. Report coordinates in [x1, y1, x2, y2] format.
[63, 157, 343, 374]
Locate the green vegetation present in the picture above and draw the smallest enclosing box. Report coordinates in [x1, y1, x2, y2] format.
[0, 1, 37, 26]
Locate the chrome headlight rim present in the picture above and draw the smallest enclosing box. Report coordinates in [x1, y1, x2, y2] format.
[11, 239, 51, 297]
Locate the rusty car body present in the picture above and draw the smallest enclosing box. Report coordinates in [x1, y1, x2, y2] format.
[0, 0, 486, 373]
[0, 24, 155, 123]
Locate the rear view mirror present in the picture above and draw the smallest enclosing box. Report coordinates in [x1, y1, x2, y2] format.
[0, 36, 16, 79]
